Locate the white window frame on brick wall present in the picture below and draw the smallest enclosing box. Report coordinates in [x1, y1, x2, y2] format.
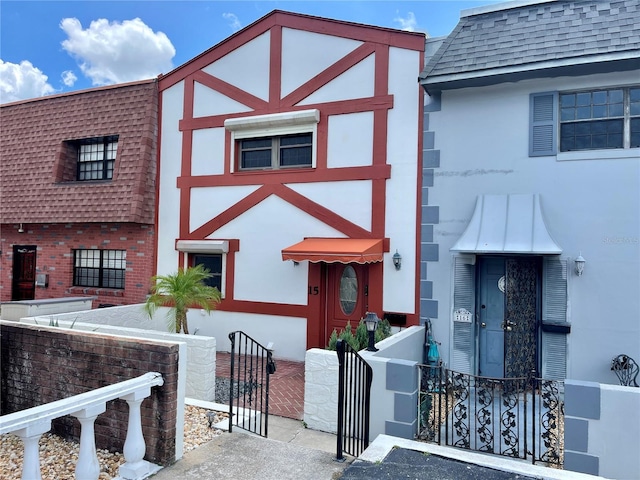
[224, 109, 320, 173]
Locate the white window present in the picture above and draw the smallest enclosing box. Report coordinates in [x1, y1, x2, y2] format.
[176, 240, 228, 297]
[560, 87, 640, 151]
[224, 109, 319, 172]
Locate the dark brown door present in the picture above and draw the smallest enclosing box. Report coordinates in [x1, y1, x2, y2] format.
[326, 263, 368, 343]
[12, 245, 37, 300]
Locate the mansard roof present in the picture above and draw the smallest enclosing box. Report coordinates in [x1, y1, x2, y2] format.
[420, 0, 640, 92]
[0, 80, 158, 225]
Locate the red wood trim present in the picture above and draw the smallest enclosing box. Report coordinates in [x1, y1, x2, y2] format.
[158, 15, 277, 91]
[179, 79, 195, 238]
[177, 95, 393, 132]
[281, 43, 376, 107]
[189, 184, 278, 239]
[269, 25, 283, 107]
[178, 164, 391, 189]
[192, 71, 269, 110]
[315, 114, 328, 170]
[273, 11, 426, 51]
[370, 45, 389, 237]
[273, 184, 373, 238]
[216, 298, 308, 318]
[158, 12, 423, 92]
[224, 129, 232, 175]
[412, 53, 426, 328]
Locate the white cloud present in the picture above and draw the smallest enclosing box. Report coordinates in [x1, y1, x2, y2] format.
[61, 70, 77, 87]
[0, 59, 55, 103]
[60, 17, 176, 86]
[394, 12, 418, 32]
[223, 12, 242, 32]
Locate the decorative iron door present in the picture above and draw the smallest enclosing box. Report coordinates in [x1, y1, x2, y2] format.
[12, 245, 37, 301]
[504, 258, 539, 379]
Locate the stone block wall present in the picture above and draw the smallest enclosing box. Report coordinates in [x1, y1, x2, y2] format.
[0, 322, 179, 466]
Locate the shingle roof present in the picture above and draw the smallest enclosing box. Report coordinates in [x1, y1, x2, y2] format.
[420, 0, 640, 89]
[0, 81, 158, 224]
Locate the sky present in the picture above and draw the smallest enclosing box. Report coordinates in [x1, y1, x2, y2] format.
[0, 0, 502, 103]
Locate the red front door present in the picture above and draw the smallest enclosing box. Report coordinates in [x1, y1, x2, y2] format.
[12, 245, 37, 301]
[325, 263, 369, 344]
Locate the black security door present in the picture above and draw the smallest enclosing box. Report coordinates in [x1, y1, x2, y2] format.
[504, 258, 540, 379]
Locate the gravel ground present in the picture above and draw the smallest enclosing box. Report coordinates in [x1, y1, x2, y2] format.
[0, 405, 227, 480]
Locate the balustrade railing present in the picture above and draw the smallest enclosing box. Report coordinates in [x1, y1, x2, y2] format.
[0, 372, 164, 480]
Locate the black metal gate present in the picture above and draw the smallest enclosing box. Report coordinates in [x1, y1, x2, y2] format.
[228, 331, 276, 438]
[336, 339, 373, 461]
[418, 365, 564, 467]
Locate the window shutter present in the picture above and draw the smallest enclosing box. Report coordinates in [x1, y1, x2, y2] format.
[529, 92, 557, 157]
[452, 255, 476, 373]
[542, 257, 568, 380]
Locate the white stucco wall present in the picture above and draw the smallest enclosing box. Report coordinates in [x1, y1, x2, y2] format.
[591, 384, 640, 479]
[157, 24, 422, 344]
[427, 70, 640, 383]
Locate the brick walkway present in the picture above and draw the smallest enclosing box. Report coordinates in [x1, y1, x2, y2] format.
[216, 352, 305, 420]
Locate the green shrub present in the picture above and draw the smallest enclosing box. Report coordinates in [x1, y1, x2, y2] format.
[326, 318, 392, 351]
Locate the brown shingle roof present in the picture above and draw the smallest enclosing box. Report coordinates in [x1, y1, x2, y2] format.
[0, 80, 158, 224]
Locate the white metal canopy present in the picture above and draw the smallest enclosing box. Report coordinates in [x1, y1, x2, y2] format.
[450, 194, 562, 254]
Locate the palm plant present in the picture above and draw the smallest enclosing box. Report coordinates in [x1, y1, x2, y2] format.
[144, 265, 221, 334]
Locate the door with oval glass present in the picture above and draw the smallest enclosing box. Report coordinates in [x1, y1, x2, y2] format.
[326, 263, 368, 343]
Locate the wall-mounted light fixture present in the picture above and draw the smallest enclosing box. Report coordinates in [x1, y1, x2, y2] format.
[392, 250, 402, 271]
[575, 253, 586, 277]
[18, 223, 24, 234]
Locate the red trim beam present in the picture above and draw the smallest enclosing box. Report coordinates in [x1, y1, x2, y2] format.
[282, 238, 383, 264]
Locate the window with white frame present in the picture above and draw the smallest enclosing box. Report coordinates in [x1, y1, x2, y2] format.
[176, 240, 228, 296]
[225, 109, 319, 172]
[73, 249, 125, 289]
[239, 133, 312, 170]
[530, 87, 639, 156]
[560, 87, 640, 151]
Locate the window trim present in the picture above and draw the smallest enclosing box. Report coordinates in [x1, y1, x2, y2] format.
[530, 86, 639, 158]
[73, 249, 126, 289]
[177, 239, 228, 298]
[224, 110, 319, 173]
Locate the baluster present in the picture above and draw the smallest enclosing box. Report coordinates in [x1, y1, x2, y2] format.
[72, 404, 106, 480]
[15, 419, 51, 480]
[118, 388, 153, 479]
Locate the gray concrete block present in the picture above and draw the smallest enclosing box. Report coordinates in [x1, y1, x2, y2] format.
[565, 452, 599, 476]
[564, 417, 588, 452]
[565, 380, 601, 419]
[385, 419, 417, 439]
[386, 359, 418, 393]
[394, 391, 419, 423]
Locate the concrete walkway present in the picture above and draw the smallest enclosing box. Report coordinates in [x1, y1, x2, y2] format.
[149, 415, 351, 480]
[149, 416, 604, 480]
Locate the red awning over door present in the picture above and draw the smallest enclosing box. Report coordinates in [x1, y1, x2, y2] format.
[281, 238, 384, 264]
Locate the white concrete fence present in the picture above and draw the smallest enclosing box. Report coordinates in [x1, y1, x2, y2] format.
[0, 372, 164, 480]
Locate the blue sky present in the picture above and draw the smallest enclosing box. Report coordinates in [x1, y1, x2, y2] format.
[0, 0, 502, 103]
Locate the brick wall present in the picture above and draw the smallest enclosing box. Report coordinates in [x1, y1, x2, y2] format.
[0, 222, 155, 307]
[0, 322, 178, 466]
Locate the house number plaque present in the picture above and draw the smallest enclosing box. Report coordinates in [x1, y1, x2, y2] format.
[454, 308, 473, 323]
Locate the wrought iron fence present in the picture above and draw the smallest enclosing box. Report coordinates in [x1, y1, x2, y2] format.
[336, 339, 373, 461]
[228, 331, 276, 438]
[418, 365, 564, 467]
